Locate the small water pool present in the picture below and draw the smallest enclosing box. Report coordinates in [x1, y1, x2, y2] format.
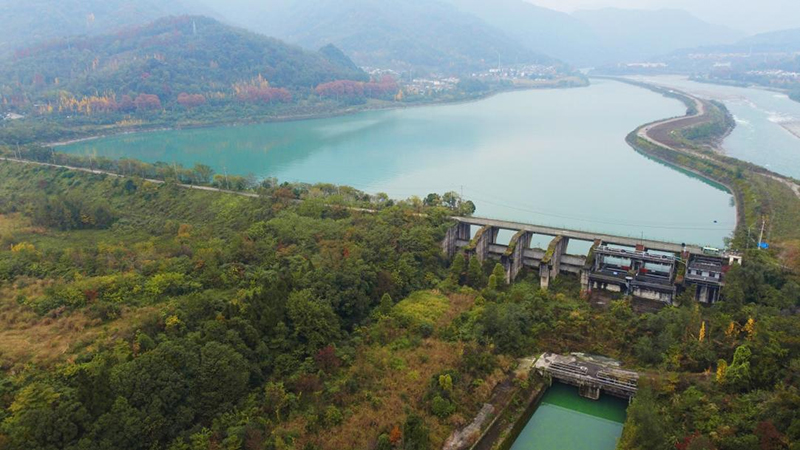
[509, 382, 628, 450]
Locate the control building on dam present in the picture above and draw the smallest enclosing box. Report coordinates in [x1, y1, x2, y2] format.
[442, 217, 742, 304]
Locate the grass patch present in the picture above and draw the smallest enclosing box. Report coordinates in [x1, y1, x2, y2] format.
[393, 290, 450, 330]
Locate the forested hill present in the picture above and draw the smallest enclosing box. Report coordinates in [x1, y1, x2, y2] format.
[0, 0, 200, 58]
[197, 0, 555, 72]
[0, 16, 368, 113]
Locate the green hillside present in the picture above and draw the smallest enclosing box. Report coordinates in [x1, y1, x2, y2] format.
[0, 15, 366, 111]
[0, 0, 201, 57]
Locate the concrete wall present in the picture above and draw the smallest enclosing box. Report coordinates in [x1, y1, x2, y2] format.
[632, 287, 674, 303]
[443, 222, 471, 258]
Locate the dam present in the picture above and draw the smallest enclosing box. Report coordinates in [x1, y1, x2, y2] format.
[443, 216, 742, 304]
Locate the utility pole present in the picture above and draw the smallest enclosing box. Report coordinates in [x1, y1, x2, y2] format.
[757, 217, 766, 249]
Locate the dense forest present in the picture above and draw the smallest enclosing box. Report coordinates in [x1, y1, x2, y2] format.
[0, 15, 367, 111]
[0, 16, 415, 145]
[0, 158, 798, 450]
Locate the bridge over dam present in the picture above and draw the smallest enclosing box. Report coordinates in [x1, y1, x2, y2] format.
[534, 353, 639, 400]
[442, 216, 741, 304]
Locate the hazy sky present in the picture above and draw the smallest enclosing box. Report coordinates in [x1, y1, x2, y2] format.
[528, 0, 800, 35]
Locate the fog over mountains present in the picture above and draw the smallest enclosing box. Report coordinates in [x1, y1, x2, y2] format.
[1, 0, 799, 71]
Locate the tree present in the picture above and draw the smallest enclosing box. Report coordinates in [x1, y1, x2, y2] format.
[467, 257, 485, 288]
[314, 345, 341, 373]
[286, 290, 341, 353]
[423, 193, 441, 207]
[3, 383, 90, 450]
[377, 293, 394, 317]
[618, 388, 668, 450]
[458, 200, 476, 216]
[725, 345, 752, 392]
[754, 421, 787, 450]
[442, 192, 460, 209]
[403, 413, 429, 450]
[196, 342, 249, 421]
[177, 93, 206, 108]
[450, 254, 466, 285]
[192, 164, 214, 185]
[490, 263, 506, 290]
[389, 425, 402, 445]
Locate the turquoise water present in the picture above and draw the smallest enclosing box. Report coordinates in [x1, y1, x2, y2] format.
[509, 383, 628, 450]
[60, 79, 735, 247]
[637, 75, 800, 179]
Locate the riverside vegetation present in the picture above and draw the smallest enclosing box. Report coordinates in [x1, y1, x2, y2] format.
[0, 15, 578, 148]
[0, 159, 798, 450]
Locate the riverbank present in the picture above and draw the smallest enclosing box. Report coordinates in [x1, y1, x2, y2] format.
[42, 79, 589, 148]
[617, 77, 800, 251]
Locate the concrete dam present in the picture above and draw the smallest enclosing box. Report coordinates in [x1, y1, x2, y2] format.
[442, 217, 741, 304]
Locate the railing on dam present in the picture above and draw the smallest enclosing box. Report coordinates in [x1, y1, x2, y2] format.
[534, 353, 639, 400]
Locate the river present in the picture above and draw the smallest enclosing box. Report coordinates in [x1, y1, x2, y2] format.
[634, 75, 800, 180]
[60, 78, 736, 247]
[510, 383, 628, 450]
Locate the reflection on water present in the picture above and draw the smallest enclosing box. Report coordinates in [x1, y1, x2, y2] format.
[62, 79, 735, 247]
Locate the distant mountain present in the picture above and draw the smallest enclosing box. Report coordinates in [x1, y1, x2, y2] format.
[0, 16, 367, 111]
[445, 0, 605, 67]
[196, 0, 556, 73]
[0, 0, 211, 57]
[572, 8, 744, 64]
[736, 28, 800, 52]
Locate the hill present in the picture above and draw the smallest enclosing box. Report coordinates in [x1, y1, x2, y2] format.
[736, 28, 800, 52]
[573, 8, 744, 64]
[0, 16, 368, 114]
[445, 0, 604, 67]
[196, 0, 555, 73]
[0, 0, 207, 58]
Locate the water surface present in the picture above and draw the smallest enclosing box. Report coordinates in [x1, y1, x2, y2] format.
[61, 79, 735, 247]
[510, 382, 628, 450]
[636, 75, 800, 179]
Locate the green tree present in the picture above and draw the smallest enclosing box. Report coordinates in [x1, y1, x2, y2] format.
[3, 383, 90, 450]
[725, 345, 752, 392]
[423, 193, 441, 207]
[403, 413, 430, 450]
[467, 257, 485, 288]
[192, 164, 214, 185]
[489, 263, 505, 290]
[377, 293, 393, 317]
[449, 254, 466, 285]
[287, 290, 341, 353]
[618, 387, 668, 450]
[196, 342, 249, 420]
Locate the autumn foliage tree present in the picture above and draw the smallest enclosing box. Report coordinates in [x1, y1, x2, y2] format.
[315, 76, 398, 100]
[134, 94, 161, 111]
[177, 93, 206, 108]
[233, 76, 292, 104]
[314, 345, 341, 373]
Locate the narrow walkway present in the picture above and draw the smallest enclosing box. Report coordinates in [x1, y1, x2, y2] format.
[634, 89, 800, 201]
